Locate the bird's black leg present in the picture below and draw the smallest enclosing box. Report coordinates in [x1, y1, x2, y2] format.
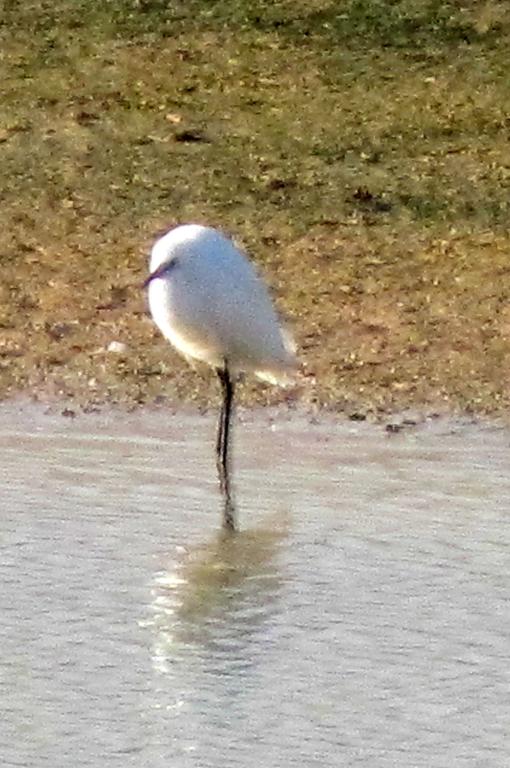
[215, 382, 225, 484]
[216, 365, 236, 531]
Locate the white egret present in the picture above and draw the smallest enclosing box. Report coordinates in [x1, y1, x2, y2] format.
[144, 224, 297, 531]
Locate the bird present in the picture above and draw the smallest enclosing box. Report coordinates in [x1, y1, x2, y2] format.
[144, 224, 297, 531]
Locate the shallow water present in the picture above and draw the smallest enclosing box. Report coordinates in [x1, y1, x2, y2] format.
[1, 405, 509, 767]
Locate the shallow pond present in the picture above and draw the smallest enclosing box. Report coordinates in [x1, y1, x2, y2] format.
[1, 405, 509, 767]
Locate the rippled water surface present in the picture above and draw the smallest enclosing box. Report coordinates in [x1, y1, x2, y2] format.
[1, 405, 509, 767]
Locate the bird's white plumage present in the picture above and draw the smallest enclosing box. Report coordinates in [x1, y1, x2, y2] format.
[148, 224, 297, 382]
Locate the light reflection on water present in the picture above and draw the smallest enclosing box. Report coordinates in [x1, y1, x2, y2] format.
[1, 405, 509, 767]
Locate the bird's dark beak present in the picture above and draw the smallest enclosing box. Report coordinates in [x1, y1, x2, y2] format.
[143, 259, 177, 289]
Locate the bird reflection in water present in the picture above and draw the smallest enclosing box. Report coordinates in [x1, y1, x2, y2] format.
[149, 513, 290, 666]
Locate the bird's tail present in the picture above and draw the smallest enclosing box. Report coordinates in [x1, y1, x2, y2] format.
[255, 364, 299, 386]
[255, 329, 299, 386]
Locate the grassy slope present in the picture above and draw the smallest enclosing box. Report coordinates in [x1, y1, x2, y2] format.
[1, 1, 509, 415]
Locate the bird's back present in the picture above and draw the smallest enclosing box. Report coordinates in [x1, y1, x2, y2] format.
[148, 225, 297, 382]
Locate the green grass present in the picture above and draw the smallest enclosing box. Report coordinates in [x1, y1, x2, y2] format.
[2, 0, 509, 242]
[1, 0, 509, 414]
